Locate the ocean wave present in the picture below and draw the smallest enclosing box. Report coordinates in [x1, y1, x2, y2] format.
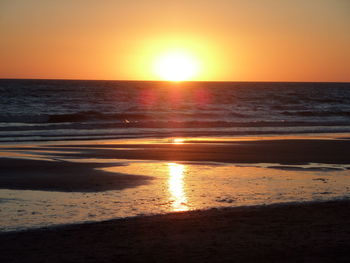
[1, 120, 349, 134]
[0, 111, 250, 124]
[1, 126, 350, 142]
[281, 111, 350, 117]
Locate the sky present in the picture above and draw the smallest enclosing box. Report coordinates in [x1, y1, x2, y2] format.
[1, 0, 349, 82]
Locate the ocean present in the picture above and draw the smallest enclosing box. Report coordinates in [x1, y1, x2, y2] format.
[1, 79, 350, 142]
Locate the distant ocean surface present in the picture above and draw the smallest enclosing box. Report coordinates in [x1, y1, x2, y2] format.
[1, 79, 350, 142]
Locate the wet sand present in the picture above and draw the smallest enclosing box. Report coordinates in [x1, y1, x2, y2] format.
[1, 200, 350, 262]
[47, 138, 350, 164]
[1, 136, 350, 192]
[0, 158, 151, 192]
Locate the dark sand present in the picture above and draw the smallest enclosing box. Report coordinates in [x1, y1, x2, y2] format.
[0, 158, 151, 192]
[32, 138, 350, 164]
[1, 200, 350, 262]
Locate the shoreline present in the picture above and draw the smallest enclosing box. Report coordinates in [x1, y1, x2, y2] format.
[1, 130, 350, 145]
[0, 132, 350, 148]
[1, 199, 350, 262]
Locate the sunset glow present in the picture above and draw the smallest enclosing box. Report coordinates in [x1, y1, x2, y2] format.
[1, 1, 349, 81]
[154, 51, 200, 81]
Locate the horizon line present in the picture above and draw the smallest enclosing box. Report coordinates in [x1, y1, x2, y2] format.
[0, 78, 349, 84]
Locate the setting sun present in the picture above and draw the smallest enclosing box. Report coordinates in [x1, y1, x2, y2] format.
[154, 51, 200, 81]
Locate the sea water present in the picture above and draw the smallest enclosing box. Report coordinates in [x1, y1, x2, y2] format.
[1, 79, 350, 142]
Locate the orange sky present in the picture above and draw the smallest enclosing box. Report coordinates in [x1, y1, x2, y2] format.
[1, 0, 349, 82]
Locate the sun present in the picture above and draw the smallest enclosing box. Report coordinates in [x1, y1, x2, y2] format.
[154, 51, 200, 81]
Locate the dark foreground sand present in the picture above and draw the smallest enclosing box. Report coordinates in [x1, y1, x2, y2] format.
[1, 200, 350, 263]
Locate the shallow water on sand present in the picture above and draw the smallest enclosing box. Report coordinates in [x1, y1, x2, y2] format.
[1, 159, 350, 232]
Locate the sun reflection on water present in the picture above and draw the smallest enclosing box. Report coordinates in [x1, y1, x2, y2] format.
[173, 138, 185, 144]
[167, 163, 188, 211]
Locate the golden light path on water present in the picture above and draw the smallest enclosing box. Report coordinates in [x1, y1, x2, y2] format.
[167, 163, 188, 212]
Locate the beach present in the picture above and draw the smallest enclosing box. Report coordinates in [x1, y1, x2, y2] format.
[1, 200, 350, 262]
[1, 135, 350, 261]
